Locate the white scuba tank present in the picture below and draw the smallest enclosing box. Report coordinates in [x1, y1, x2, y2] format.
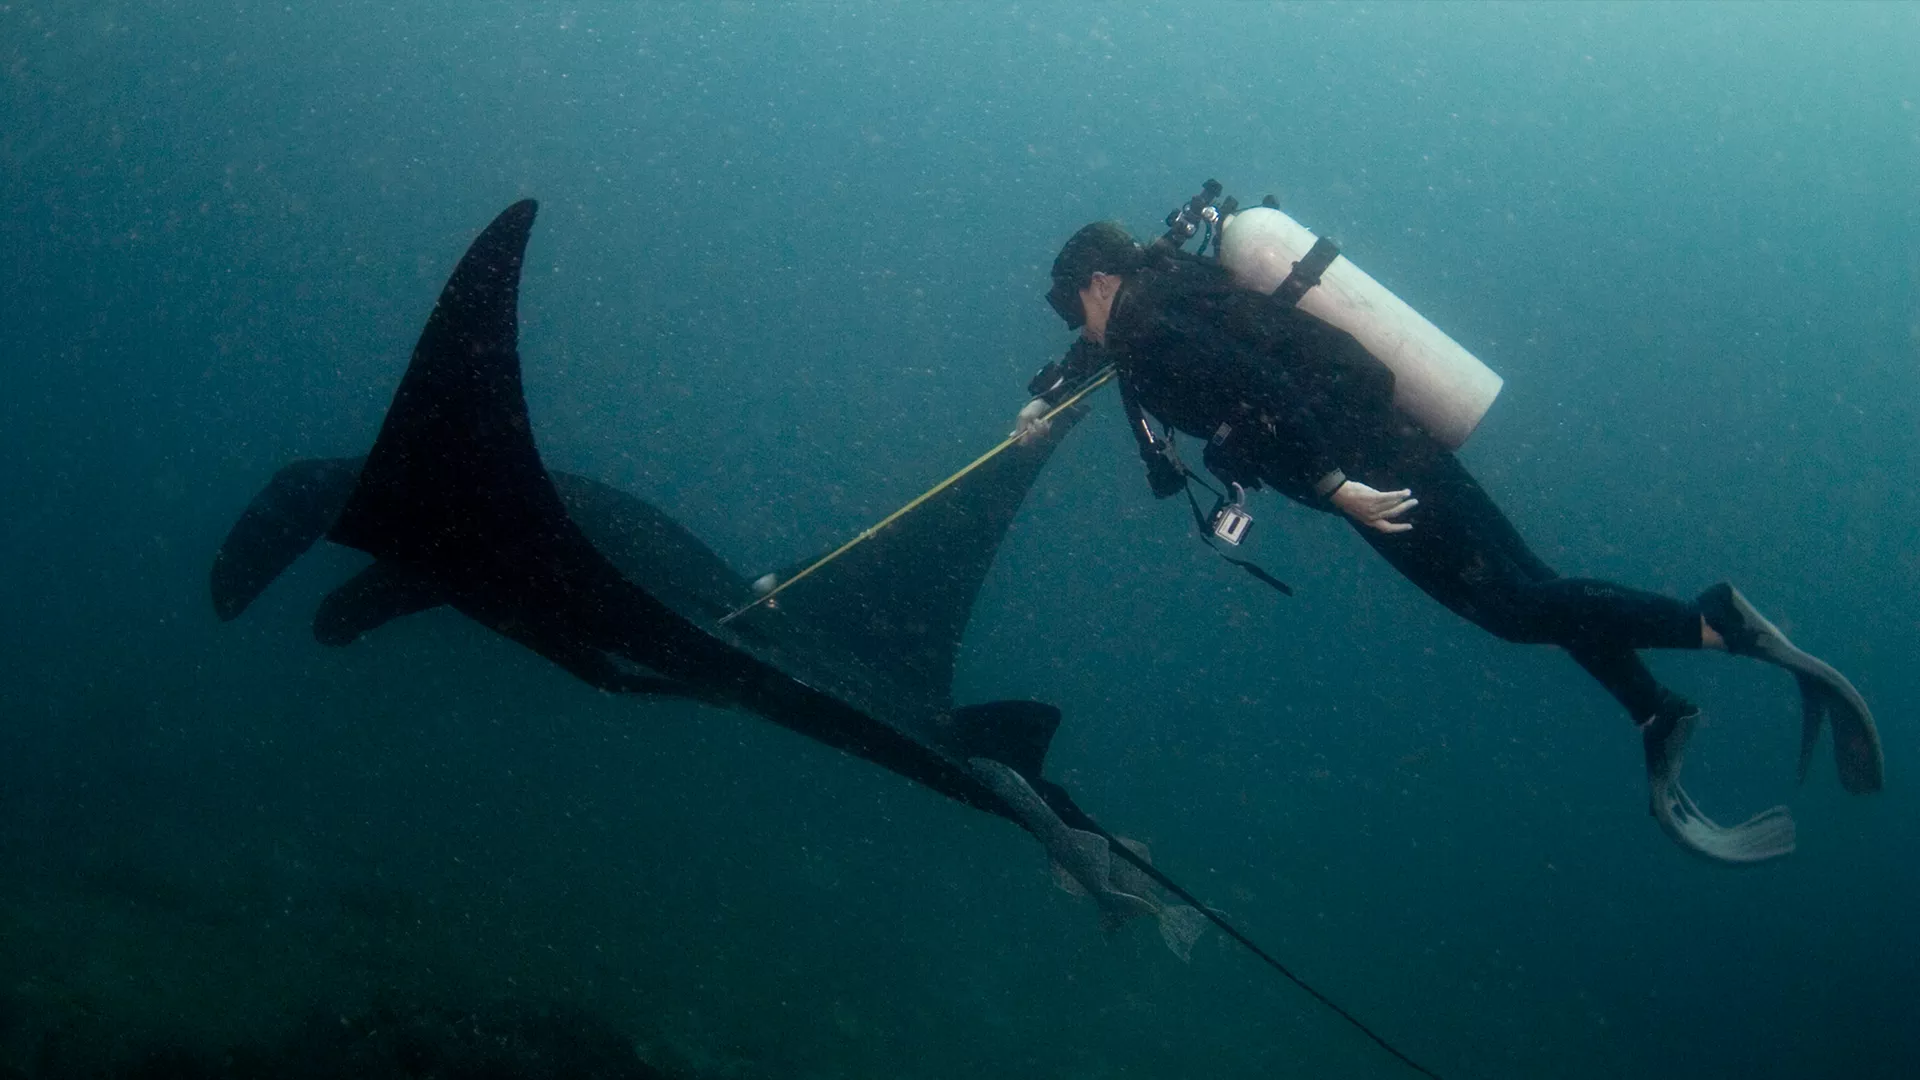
[1216, 205, 1502, 449]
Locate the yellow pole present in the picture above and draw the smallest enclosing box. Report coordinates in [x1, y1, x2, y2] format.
[717, 369, 1114, 626]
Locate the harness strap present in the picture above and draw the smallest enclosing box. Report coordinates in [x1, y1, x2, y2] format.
[1117, 373, 1166, 459]
[1271, 235, 1341, 308]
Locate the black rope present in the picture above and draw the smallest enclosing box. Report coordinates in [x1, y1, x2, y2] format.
[1092, 821, 1446, 1080]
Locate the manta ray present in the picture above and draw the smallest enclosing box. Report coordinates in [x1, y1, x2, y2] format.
[210, 199, 1444, 1079]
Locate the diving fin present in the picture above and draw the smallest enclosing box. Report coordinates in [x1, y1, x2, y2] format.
[1642, 705, 1797, 865]
[1699, 583, 1883, 794]
[1795, 672, 1826, 786]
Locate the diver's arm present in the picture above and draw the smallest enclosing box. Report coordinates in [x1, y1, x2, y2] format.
[1267, 398, 1417, 530]
[1252, 329, 1421, 522]
[1294, 328, 1416, 529]
[1266, 408, 1415, 529]
[1230, 290, 1401, 506]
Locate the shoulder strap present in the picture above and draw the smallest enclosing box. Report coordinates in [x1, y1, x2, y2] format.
[1116, 370, 1169, 461]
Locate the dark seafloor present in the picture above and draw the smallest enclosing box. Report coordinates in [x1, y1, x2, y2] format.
[2, 3, 1917, 1078]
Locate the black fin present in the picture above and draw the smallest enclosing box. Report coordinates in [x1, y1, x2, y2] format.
[945, 701, 1062, 782]
[552, 471, 751, 623]
[762, 410, 1084, 703]
[322, 199, 720, 690]
[211, 457, 366, 621]
[1794, 672, 1826, 785]
[329, 199, 576, 573]
[313, 561, 446, 646]
[541, 644, 709, 699]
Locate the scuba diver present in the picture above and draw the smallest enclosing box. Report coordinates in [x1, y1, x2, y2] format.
[1011, 184, 1883, 864]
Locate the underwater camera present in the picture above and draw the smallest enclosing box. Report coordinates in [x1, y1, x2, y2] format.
[1210, 483, 1253, 546]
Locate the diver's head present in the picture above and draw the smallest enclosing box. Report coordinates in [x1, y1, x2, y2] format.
[1046, 221, 1144, 341]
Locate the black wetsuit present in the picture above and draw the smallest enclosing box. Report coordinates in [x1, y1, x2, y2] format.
[1043, 254, 1697, 723]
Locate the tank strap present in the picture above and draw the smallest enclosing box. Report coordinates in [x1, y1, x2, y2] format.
[1272, 235, 1341, 308]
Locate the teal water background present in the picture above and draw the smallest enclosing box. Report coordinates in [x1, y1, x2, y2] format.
[3, 3, 1917, 1076]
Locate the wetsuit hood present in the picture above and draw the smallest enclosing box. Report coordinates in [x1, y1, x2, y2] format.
[1047, 221, 1146, 329]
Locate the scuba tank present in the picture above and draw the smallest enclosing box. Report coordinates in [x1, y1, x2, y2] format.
[1216, 204, 1503, 449]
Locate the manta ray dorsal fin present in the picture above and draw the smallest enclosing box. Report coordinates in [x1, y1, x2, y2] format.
[329, 199, 574, 573]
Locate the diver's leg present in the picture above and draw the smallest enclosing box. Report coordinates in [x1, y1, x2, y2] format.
[1402, 451, 1702, 723]
[1349, 445, 1701, 653]
[1345, 441, 1713, 742]
[1564, 646, 1681, 724]
[1327, 437, 1822, 861]
[1493, 578, 1702, 652]
[1362, 449, 1877, 790]
[1344, 447, 1798, 862]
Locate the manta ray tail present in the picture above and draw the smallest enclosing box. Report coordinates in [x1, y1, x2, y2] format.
[1042, 780, 1445, 1078]
[951, 703, 1445, 1079]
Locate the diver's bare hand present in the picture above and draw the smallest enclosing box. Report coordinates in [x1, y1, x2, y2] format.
[1331, 480, 1418, 533]
[1010, 398, 1052, 445]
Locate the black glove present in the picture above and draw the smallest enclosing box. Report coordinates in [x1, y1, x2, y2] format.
[1029, 339, 1109, 404]
[1027, 360, 1065, 400]
[1143, 448, 1186, 499]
